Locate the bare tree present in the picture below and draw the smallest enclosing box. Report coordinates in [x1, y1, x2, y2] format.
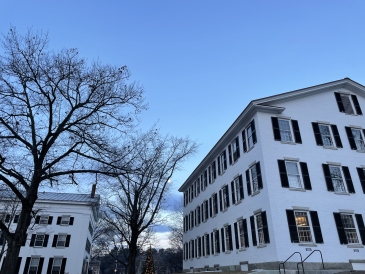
[168, 197, 183, 250]
[0, 28, 146, 274]
[102, 130, 197, 274]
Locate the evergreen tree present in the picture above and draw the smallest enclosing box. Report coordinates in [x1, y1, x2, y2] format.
[142, 246, 155, 274]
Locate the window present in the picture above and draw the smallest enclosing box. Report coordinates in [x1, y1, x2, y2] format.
[194, 179, 200, 197]
[345, 127, 365, 151]
[217, 150, 227, 175]
[246, 162, 263, 195]
[224, 225, 233, 251]
[50, 257, 65, 274]
[184, 215, 188, 233]
[356, 167, 365, 194]
[204, 233, 210, 255]
[231, 175, 244, 204]
[228, 137, 240, 164]
[250, 211, 270, 246]
[88, 221, 94, 236]
[52, 234, 71, 248]
[35, 215, 53, 225]
[334, 92, 362, 115]
[85, 238, 91, 253]
[208, 161, 216, 184]
[286, 210, 323, 243]
[203, 170, 208, 189]
[242, 119, 257, 152]
[196, 237, 201, 258]
[202, 200, 208, 222]
[184, 190, 188, 207]
[213, 230, 220, 254]
[30, 233, 49, 247]
[195, 206, 200, 226]
[212, 193, 218, 216]
[333, 213, 365, 245]
[27, 257, 41, 274]
[189, 211, 194, 230]
[219, 185, 229, 211]
[322, 164, 355, 193]
[189, 240, 194, 259]
[184, 242, 188, 260]
[271, 117, 302, 143]
[234, 219, 249, 249]
[188, 185, 193, 202]
[312, 123, 342, 148]
[277, 160, 312, 190]
[57, 215, 74, 225]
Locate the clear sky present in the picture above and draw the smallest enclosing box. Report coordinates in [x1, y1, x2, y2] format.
[2, 0, 365, 247]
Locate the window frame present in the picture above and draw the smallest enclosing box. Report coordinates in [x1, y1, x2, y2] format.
[334, 92, 362, 115]
[223, 225, 232, 252]
[56, 234, 67, 248]
[34, 234, 45, 247]
[51, 257, 63, 274]
[231, 175, 244, 204]
[322, 164, 355, 194]
[228, 137, 240, 164]
[333, 212, 365, 245]
[345, 127, 365, 151]
[271, 117, 302, 144]
[28, 257, 40, 274]
[217, 150, 227, 175]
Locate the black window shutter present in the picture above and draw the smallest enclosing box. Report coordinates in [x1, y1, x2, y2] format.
[217, 156, 221, 175]
[239, 175, 244, 200]
[192, 240, 194, 258]
[251, 120, 257, 145]
[212, 161, 216, 179]
[261, 211, 270, 243]
[235, 137, 240, 159]
[356, 168, 365, 194]
[223, 150, 227, 170]
[60, 258, 67, 274]
[256, 162, 263, 189]
[69, 217, 74, 225]
[52, 235, 58, 247]
[37, 257, 44, 274]
[23, 257, 31, 274]
[30, 234, 36, 247]
[57, 217, 61, 225]
[246, 169, 252, 195]
[16, 257, 22, 274]
[334, 92, 345, 112]
[228, 144, 232, 165]
[345, 127, 357, 150]
[291, 120, 302, 144]
[355, 214, 365, 245]
[234, 222, 239, 249]
[202, 237, 204, 256]
[243, 219, 249, 247]
[242, 130, 247, 153]
[205, 201, 209, 220]
[13, 215, 19, 223]
[210, 233, 213, 254]
[250, 215, 257, 246]
[271, 117, 281, 141]
[351, 95, 362, 115]
[216, 231, 220, 253]
[219, 190, 222, 211]
[48, 216, 53, 225]
[333, 213, 347, 244]
[47, 258, 53, 274]
[192, 211, 194, 227]
[300, 162, 312, 190]
[221, 228, 225, 252]
[209, 198, 212, 217]
[35, 215, 40, 224]
[278, 160, 289, 188]
[43, 235, 49, 247]
[322, 164, 334, 191]
[0, 233, 4, 246]
[65, 235, 71, 247]
[342, 166, 355, 193]
[225, 185, 230, 207]
[309, 211, 323, 244]
[286, 210, 299, 243]
[312, 123, 323, 146]
[231, 181, 236, 205]
[228, 225, 233, 250]
[331, 125, 343, 148]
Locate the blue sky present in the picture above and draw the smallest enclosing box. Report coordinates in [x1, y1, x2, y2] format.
[2, 0, 365, 245]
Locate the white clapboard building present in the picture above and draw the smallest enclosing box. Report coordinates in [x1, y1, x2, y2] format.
[0, 189, 99, 274]
[179, 78, 365, 272]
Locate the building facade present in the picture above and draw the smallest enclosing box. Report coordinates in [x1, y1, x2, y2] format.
[0, 191, 99, 274]
[179, 78, 365, 272]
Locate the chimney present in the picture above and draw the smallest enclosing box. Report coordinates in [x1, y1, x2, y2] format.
[91, 184, 96, 198]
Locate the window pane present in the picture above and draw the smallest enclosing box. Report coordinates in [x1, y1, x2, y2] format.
[250, 165, 258, 193]
[341, 215, 359, 244]
[278, 119, 292, 142]
[340, 94, 355, 114]
[295, 212, 312, 242]
[329, 166, 346, 192]
[286, 162, 301, 188]
[351, 129, 365, 150]
[319, 125, 333, 146]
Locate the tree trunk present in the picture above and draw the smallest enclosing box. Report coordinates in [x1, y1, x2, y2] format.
[0, 202, 33, 274]
[126, 233, 139, 274]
